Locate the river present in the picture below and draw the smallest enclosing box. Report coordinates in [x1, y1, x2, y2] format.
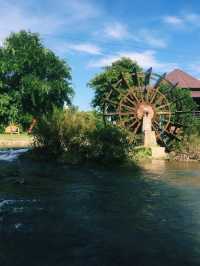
[0, 149, 200, 266]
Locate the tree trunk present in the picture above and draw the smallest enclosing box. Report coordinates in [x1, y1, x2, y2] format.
[28, 118, 37, 134]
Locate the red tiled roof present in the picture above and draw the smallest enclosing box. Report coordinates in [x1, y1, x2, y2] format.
[166, 69, 200, 89]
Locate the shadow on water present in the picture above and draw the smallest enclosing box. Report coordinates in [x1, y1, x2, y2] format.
[0, 151, 200, 265]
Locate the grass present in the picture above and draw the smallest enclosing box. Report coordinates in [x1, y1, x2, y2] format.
[129, 146, 152, 161]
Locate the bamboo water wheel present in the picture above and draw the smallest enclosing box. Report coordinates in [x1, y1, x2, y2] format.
[103, 67, 192, 149]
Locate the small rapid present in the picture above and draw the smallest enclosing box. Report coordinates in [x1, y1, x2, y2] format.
[0, 149, 28, 162]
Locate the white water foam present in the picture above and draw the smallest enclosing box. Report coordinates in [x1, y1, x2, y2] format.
[0, 199, 40, 213]
[0, 149, 28, 162]
[0, 199, 16, 209]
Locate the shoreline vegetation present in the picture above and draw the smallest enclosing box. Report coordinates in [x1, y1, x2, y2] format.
[0, 136, 199, 163]
[0, 108, 200, 164]
[170, 140, 200, 162]
[31, 108, 135, 165]
[1, 108, 199, 164]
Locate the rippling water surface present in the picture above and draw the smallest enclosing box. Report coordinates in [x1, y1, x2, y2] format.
[0, 150, 200, 266]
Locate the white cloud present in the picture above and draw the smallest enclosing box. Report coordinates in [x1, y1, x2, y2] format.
[0, 0, 101, 45]
[163, 13, 200, 29]
[183, 13, 200, 27]
[104, 22, 129, 39]
[144, 35, 166, 48]
[47, 40, 102, 56]
[163, 16, 183, 26]
[65, 0, 100, 21]
[67, 43, 101, 55]
[189, 62, 200, 75]
[0, 3, 61, 44]
[88, 50, 177, 72]
[137, 30, 167, 48]
[102, 23, 167, 48]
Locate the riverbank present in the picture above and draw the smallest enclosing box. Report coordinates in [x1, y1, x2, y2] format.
[0, 134, 33, 148]
[169, 134, 200, 161]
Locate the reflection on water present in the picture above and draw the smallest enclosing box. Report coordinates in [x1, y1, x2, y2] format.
[141, 160, 200, 187]
[0, 150, 200, 265]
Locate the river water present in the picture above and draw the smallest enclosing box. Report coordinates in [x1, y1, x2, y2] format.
[0, 150, 200, 266]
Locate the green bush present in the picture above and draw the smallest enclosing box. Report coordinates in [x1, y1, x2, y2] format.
[130, 147, 152, 161]
[0, 125, 4, 134]
[60, 109, 97, 163]
[33, 108, 65, 155]
[33, 108, 134, 164]
[88, 126, 132, 164]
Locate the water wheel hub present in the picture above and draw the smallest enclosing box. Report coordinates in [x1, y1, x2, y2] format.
[136, 103, 154, 120]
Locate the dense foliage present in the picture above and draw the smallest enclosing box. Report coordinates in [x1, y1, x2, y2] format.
[88, 57, 142, 112]
[0, 31, 73, 129]
[33, 108, 134, 164]
[160, 83, 197, 134]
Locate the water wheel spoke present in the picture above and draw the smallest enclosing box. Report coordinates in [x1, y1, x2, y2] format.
[144, 67, 152, 87]
[165, 130, 181, 141]
[108, 82, 126, 96]
[126, 95, 137, 106]
[127, 119, 139, 129]
[124, 115, 136, 121]
[153, 120, 161, 129]
[162, 119, 184, 128]
[120, 72, 131, 89]
[154, 95, 165, 106]
[121, 72, 139, 102]
[144, 76, 152, 101]
[115, 79, 122, 88]
[150, 73, 166, 104]
[157, 111, 172, 115]
[119, 111, 136, 116]
[154, 120, 180, 141]
[140, 90, 144, 101]
[131, 67, 140, 86]
[105, 99, 118, 105]
[153, 73, 166, 90]
[152, 123, 162, 140]
[134, 121, 141, 134]
[120, 116, 135, 126]
[127, 89, 139, 103]
[121, 104, 135, 111]
[154, 120, 169, 130]
[104, 112, 121, 116]
[166, 95, 188, 108]
[156, 103, 171, 110]
[144, 86, 152, 103]
[150, 89, 159, 104]
[130, 68, 144, 101]
[175, 110, 194, 114]
[152, 124, 169, 148]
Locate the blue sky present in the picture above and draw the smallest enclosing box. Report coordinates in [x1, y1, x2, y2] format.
[1, 0, 200, 109]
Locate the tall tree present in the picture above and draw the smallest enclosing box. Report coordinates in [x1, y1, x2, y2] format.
[0, 30, 74, 129]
